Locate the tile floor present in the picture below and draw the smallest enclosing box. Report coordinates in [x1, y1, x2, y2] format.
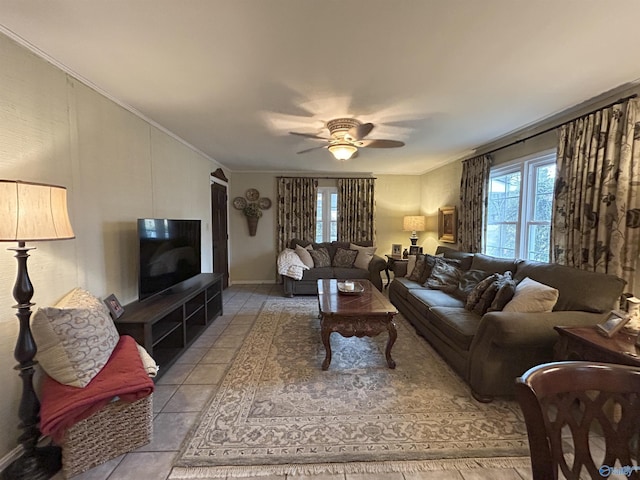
[53, 284, 538, 480]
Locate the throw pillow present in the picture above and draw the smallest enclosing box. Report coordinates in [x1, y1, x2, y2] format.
[309, 247, 331, 268]
[425, 258, 462, 293]
[488, 274, 518, 312]
[454, 269, 493, 300]
[465, 273, 500, 311]
[502, 277, 559, 313]
[294, 244, 314, 268]
[421, 255, 457, 285]
[407, 254, 427, 282]
[332, 247, 358, 268]
[349, 244, 377, 270]
[405, 255, 417, 278]
[31, 288, 120, 388]
[472, 271, 515, 315]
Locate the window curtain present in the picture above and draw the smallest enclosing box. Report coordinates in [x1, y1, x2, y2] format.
[551, 99, 640, 290]
[458, 154, 492, 253]
[276, 177, 318, 253]
[337, 178, 375, 243]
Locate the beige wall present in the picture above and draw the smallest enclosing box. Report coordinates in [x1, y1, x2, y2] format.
[0, 34, 222, 459]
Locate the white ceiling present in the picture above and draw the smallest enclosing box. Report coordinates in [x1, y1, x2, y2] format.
[2, 0, 640, 174]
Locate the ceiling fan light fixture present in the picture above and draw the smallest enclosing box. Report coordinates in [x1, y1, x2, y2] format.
[328, 144, 357, 161]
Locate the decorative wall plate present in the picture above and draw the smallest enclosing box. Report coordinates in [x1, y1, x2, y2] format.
[233, 197, 247, 210]
[245, 188, 260, 201]
[258, 197, 272, 209]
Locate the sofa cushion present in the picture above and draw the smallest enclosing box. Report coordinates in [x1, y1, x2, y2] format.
[514, 261, 625, 312]
[332, 247, 358, 268]
[294, 244, 314, 268]
[435, 246, 474, 271]
[390, 277, 426, 300]
[300, 267, 334, 281]
[408, 289, 466, 315]
[349, 244, 377, 269]
[425, 258, 462, 293]
[332, 267, 370, 279]
[470, 253, 521, 274]
[309, 247, 331, 268]
[503, 276, 559, 313]
[427, 307, 482, 351]
[31, 288, 120, 388]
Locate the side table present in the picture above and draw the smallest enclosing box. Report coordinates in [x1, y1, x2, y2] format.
[554, 325, 640, 367]
[384, 255, 408, 289]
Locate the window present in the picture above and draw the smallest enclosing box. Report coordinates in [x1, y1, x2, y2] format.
[316, 187, 338, 242]
[484, 152, 556, 262]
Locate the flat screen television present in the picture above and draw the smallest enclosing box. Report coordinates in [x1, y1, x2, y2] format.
[137, 218, 201, 301]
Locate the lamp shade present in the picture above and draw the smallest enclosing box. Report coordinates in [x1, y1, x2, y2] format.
[0, 180, 75, 242]
[403, 215, 426, 232]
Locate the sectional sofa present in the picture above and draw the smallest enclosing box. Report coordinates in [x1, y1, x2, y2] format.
[389, 247, 626, 402]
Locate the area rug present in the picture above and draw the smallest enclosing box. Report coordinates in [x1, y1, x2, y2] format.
[170, 298, 530, 478]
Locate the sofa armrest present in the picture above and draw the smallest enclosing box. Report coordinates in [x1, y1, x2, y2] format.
[475, 311, 607, 348]
[368, 255, 386, 275]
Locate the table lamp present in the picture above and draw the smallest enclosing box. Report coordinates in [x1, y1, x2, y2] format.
[403, 215, 425, 245]
[0, 180, 74, 480]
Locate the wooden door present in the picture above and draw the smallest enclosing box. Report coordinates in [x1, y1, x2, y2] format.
[211, 182, 229, 288]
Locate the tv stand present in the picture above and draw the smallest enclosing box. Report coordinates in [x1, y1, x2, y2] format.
[114, 273, 223, 379]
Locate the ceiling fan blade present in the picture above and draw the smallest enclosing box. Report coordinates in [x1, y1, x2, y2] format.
[289, 131, 329, 140]
[297, 145, 327, 154]
[348, 122, 374, 141]
[360, 139, 405, 148]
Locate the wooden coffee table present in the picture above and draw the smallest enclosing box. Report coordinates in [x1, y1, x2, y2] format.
[317, 279, 398, 370]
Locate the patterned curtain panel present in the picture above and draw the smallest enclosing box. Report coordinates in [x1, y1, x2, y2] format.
[552, 99, 640, 290]
[276, 177, 318, 254]
[458, 154, 492, 253]
[337, 178, 376, 243]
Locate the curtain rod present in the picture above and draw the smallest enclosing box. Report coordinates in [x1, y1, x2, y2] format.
[276, 176, 377, 180]
[475, 93, 638, 159]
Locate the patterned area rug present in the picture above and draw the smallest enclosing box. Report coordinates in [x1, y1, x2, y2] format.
[170, 298, 530, 478]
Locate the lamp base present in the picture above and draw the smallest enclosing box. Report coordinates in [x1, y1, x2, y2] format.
[409, 238, 418, 246]
[0, 445, 61, 480]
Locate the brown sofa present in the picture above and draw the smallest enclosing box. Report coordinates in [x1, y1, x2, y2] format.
[282, 239, 387, 297]
[389, 246, 626, 402]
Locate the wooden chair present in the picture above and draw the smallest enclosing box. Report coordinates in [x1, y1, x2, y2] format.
[515, 361, 640, 480]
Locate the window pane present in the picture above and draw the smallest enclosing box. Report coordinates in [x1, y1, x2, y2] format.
[533, 164, 556, 222]
[527, 224, 550, 262]
[315, 222, 322, 243]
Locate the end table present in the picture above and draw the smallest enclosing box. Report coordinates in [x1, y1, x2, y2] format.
[554, 325, 640, 367]
[384, 255, 408, 289]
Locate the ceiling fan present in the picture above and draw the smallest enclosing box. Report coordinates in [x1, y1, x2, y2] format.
[290, 118, 405, 160]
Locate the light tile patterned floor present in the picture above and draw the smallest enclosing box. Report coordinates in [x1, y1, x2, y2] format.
[53, 284, 539, 480]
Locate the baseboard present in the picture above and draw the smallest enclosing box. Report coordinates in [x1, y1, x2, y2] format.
[0, 445, 22, 473]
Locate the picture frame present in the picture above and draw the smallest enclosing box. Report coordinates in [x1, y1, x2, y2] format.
[391, 244, 402, 256]
[104, 293, 125, 319]
[596, 310, 630, 338]
[438, 206, 457, 243]
[409, 245, 423, 255]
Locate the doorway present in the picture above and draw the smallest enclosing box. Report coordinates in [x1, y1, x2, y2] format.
[211, 181, 229, 288]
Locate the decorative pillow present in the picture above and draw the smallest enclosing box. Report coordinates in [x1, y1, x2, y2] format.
[309, 247, 331, 268]
[31, 288, 120, 387]
[425, 258, 462, 293]
[488, 274, 517, 312]
[407, 254, 427, 282]
[332, 248, 358, 268]
[405, 255, 417, 278]
[502, 277, 559, 313]
[294, 244, 314, 268]
[471, 271, 515, 315]
[350, 244, 377, 270]
[465, 273, 500, 311]
[454, 269, 493, 300]
[422, 255, 457, 285]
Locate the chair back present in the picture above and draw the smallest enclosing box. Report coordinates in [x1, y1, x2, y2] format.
[515, 361, 640, 480]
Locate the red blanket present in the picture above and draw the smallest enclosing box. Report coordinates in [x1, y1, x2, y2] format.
[40, 335, 155, 443]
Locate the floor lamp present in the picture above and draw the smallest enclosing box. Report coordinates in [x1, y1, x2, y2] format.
[0, 180, 75, 480]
